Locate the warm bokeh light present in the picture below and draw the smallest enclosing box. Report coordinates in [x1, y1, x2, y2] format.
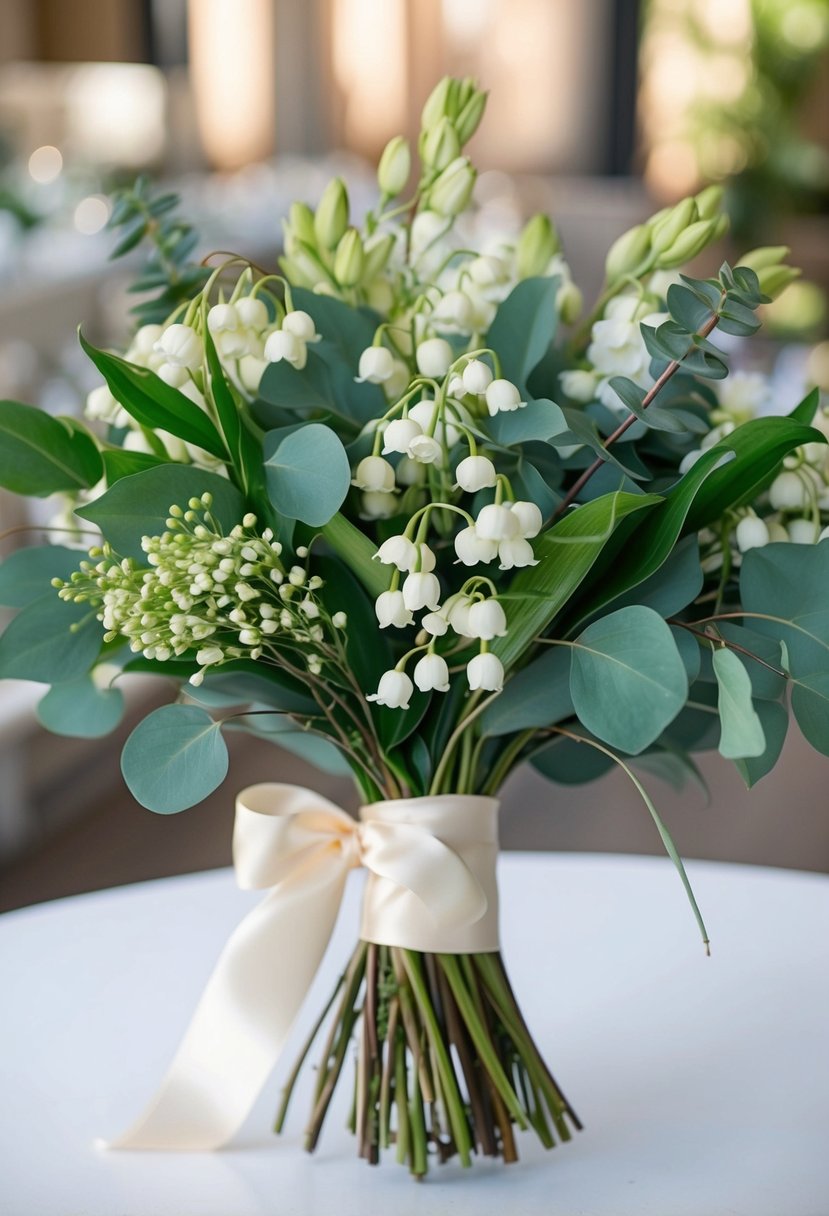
[72, 195, 110, 235]
[27, 144, 63, 184]
[65, 64, 166, 166]
[188, 0, 276, 171]
[331, 0, 408, 153]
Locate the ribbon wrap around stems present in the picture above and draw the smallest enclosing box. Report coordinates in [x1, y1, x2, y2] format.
[109, 783, 500, 1151]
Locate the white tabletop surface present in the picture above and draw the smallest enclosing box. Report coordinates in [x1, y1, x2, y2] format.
[1, 853, 828, 1216]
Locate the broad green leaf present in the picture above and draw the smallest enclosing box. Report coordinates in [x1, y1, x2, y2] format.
[0, 592, 102, 682]
[226, 714, 351, 776]
[569, 605, 688, 755]
[734, 700, 788, 788]
[320, 513, 389, 598]
[740, 541, 829, 677]
[531, 731, 616, 784]
[671, 624, 702, 685]
[102, 448, 167, 484]
[37, 674, 124, 737]
[790, 672, 829, 757]
[80, 333, 227, 459]
[633, 746, 708, 798]
[124, 656, 315, 713]
[486, 276, 560, 393]
[264, 422, 350, 527]
[121, 704, 229, 813]
[601, 536, 703, 620]
[789, 387, 819, 425]
[313, 555, 390, 690]
[712, 647, 765, 759]
[702, 623, 785, 701]
[666, 283, 715, 333]
[258, 354, 337, 418]
[481, 643, 572, 736]
[485, 398, 567, 446]
[0, 545, 87, 608]
[77, 464, 244, 560]
[608, 376, 690, 434]
[663, 682, 721, 752]
[493, 490, 662, 668]
[0, 399, 102, 495]
[203, 329, 265, 502]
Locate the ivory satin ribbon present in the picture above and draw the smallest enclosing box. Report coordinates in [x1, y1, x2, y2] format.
[108, 784, 500, 1151]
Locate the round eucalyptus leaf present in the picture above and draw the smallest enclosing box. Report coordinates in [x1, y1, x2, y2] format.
[264, 422, 350, 526]
[121, 704, 229, 814]
[37, 675, 125, 738]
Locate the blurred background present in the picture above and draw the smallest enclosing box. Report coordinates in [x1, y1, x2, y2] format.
[1, 0, 828, 912]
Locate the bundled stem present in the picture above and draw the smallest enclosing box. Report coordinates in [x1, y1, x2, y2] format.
[275, 942, 580, 1177]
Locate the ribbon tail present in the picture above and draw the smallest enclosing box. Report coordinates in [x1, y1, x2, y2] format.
[108, 850, 349, 1151]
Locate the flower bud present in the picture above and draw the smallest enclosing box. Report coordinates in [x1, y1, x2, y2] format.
[755, 265, 801, 300]
[155, 323, 203, 371]
[769, 471, 808, 511]
[361, 490, 399, 518]
[131, 324, 163, 355]
[367, 669, 413, 709]
[285, 201, 316, 252]
[356, 345, 395, 384]
[788, 518, 817, 544]
[408, 433, 443, 464]
[363, 232, 396, 280]
[422, 116, 461, 170]
[375, 589, 414, 628]
[263, 329, 307, 370]
[510, 500, 543, 538]
[605, 224, 651, 283]
[353, 455, 396, 492]
[282, 310, 320, 343]
[735, 515, 770, 552]
[556, 280, 583, 324]
[559, 369, 597, 403]
[516, 213, 560, 279]
[454, 526, 498, 566]
[432, 289, 474, 333]
[421, 76, 457, 131]
[207, 303, 239, 334]
[466, 652, 504, 692]
[378, 135, 411, 196]
[656, 219, 719, 270]
[236, 295, 269, 330]
[649, 198, 698, 256]
[455, 88, 487, 145]
[416, 337, 454, 378]
[455, 454, 497, 492]
[402, 571, 441, 612]
[739, 245, 791, 272]
[374, 534, 417, 570]
[413, 652, 450, 692]
[462, 358, 493, 395]
[448, 595, 475, 637]
[467, 599, 507, 640]
[485, 379, 525, 416]
[430, 157, 476, 218]
[314, 178, 349, 250]
[476, 503, 520, 541]
[334, 227, 365, 287]
[694, 184, 724, 220]
[422, 611, 449, 636]
[382, 417, 422, 455]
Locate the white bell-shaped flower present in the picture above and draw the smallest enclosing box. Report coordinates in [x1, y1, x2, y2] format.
[475, 503, 520, 541]
[408, 433, 442, 464]
[236, 296, 270, 330]
[367, 669, 414, 709]
[374, 535, 417, 570]
[447, 374, 466, 398]
[447, 595, 475, 638]
[432, 290, 474, 333]
[408, 399, 464, 450]
[560, 369, 598, 403]
[382, 417, 422, 455]
[361, 491, 399, 519]
[384, 359, 411, 400]
[466, 652, 504, 692]
[788, 518, 817, 544]
[498, 537, 538, 570]
[264, 328, 307, 369]
[414, 543, 437, 573]
[353, 455, 396, 492]
[485, 379, 526, 416]
[207, 303, 239, 334]
[131, 324, 163, 356]
[735, 516, 770, 553]
[375, 589, 414, 628]
[421, 611, 449, 636]
[396, 456, 426, 486]
[402, 572, 441, 612]
[413, 652, 450, 692]
[462, 359, 493, 396]
[356, 346, 395, 384]
[238, 355, 267, 394]
[156, 362, 190, 388]
[769, 471, 809, 511]
[415, 337, 453, 378]
[282, 310, 321, 343]
[85, 384, 121, 424]
[455, 454, 497, 492]
[454, 526, 498, 566]
[510, 500, 543, 538]
[155, 323, 203, 371]
[467, 599, 507, 640]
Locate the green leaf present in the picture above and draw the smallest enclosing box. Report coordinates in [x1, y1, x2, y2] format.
[319, 513, 389, 598]
[0, 545, 87, 608]
[493, 490, 662, 669]
[633, 746, 708, 797]
[481, 644, 572, 737]
[264, 422, 351, 527]
[789, 387, 819, 425]
[37, 674, 124, 737]
[531, 731, 616, 784]
[486, 276, 560, 393]
[121, 704, 229, 813]
[227, 714, 351, 776]
[79, 332, 227, 459]
[0, 400, 103, 495]
[102, 448, 168, 484]
[740, 541, 829, 677]
[76, 464, 244, 561]
[484, 398, 566, 445]
[712, 647, 766, 759]
[790, 672, 829, 757]
[0, 592, 102, 682]
[608, 377, 690, 434]
[203, 330, 265, 503]
[603, 536, 703, 619]
[569, 605, 688, 755]
[666, 283, 715, 333]
[734, 700, 788, 788]
[258, 354, 336, 417]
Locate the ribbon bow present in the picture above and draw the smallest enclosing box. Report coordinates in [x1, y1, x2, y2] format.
[109, 783, 498, 1151]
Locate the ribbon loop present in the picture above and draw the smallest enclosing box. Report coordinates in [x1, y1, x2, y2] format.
[108, 784, 500, 1152]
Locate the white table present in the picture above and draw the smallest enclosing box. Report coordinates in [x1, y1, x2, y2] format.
[2, 854, 827, 1216]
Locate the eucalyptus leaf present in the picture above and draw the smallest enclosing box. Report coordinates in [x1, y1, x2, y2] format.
[481, 643, 573, 736]
[37, 675, 125, 737]
[0, 592, 102, 682]
[740, 541, 829, 677]
[712, 647, 766, 759]
[485, 398, 566, 446]
[121, 704, 229, 813]
[486, 276, 560, 393]
[790, 672, 829, 757]
[264, 422, 350, 526]
[734, 700, 788, 788]
[0, 545, 87, 608]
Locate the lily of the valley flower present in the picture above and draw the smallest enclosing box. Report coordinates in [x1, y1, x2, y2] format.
[375, 589, 414, 628]
[382, 417, 422, 455]
[485, 379, 526, 416]
[353, 455, 396, 493]
[367, 669, 413, 709]
[401, 572, 441, 612]
[455, 454, 497, 492]
[454, 525, 498, 566]
[356, 345, 396, 384]
[155, 323, 203, 371]
[264, 328, 308, 369]
[461, 358, 493, 396]
[416, 337, 454, 378]
[413, 652, 450, 692]
[467, 599, 507, 640]
[466, 651, 504, 692]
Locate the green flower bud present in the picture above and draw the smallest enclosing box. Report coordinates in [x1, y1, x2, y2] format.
[363, 231, 395, 279]
[455, 89, 488, 145]
[429, 156, 476, 218]
[739, 245, 791, 272]
[421, 116, 461, 170]
[557, 280, 583, 324]
[516, 213, 560, 278]
[314, 178, 349, 250]
[421, 76, 458, 130]
[282, 201, 316, 256]
[656, 218, 718, 269]
[334, 227, 365, 287]
[377, 135, 410, 197]
[650, 197, 698, 255]
[605, 223, 652, 282]
[755, 264, 801, 300]
[694, 183, 724, 220]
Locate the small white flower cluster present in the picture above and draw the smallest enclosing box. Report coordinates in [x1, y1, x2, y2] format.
[55, 495, 338, 686]
[559, 292, 668, 412]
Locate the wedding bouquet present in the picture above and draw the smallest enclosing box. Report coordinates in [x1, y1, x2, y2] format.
[1, 76, 827, 1177]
